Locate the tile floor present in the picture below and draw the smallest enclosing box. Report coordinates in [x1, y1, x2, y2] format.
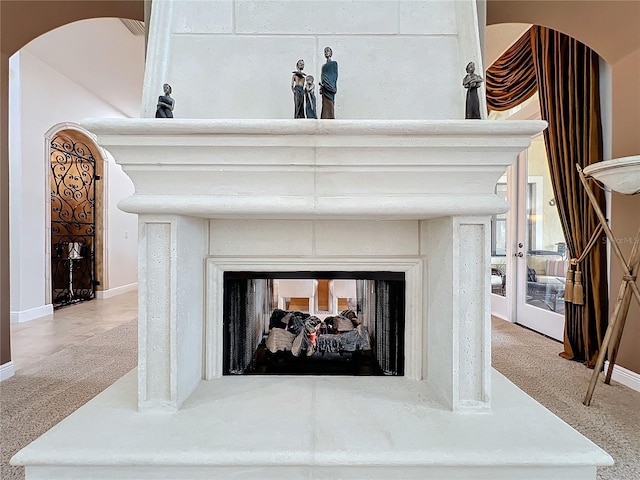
[9, 291, 137, 372]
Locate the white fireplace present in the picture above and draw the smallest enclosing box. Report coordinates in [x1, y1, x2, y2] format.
[12, 1, 612, 478]
[80, 118, 546, 414]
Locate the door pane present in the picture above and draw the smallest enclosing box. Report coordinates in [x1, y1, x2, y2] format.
[525, 137, 567, 314]
[491, 178, 507, 297]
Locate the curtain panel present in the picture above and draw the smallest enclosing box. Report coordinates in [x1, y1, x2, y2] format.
[486, 26, 608, 367]
[486, 28, 537, 111]
[530, 26, 608, 367]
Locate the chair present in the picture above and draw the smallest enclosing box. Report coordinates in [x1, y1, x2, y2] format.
[328, 279, 357, 314]
[275, 279, 318, 314]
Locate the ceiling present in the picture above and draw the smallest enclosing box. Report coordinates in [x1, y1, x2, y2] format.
[486, 0, 640, 65]
[19, 18, 145, 118]
[485, 23, 532, 67]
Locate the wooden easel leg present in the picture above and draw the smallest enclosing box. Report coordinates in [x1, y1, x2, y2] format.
[604, 287, 633, 384]
[584, 280, 627, 405]
[605, 242, 640, 384]
[579, 167, 640, 405]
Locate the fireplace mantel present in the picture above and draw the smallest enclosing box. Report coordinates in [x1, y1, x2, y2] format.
[82, 118, 546, 219]
[74, 116, 552, 415]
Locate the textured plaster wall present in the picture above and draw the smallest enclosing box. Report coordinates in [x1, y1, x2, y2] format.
[142, 0, 482, 120]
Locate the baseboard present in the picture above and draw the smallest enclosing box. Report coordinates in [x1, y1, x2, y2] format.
[491, 311, 509, 321]
[96, 282, 138, 300]
[0, 361, 15, 381]
[604, 361, 640, 393]
[10, 304, 54, 323]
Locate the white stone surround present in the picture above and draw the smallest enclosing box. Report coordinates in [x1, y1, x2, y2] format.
[12, 1, 613, 478]
[79, 118, 544, 413]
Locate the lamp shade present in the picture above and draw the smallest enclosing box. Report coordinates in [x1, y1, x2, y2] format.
[583, 155, 640, 195]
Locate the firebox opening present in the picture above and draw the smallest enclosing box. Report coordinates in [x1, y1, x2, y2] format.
[223, 272, 405, 376]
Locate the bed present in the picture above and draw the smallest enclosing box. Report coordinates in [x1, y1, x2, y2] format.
[264, 308, 371, 357]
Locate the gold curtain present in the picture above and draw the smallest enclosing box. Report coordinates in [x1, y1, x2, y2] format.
[485, 26, 608, 367]
[486, 28, 537, 111]
[530, 26, 608, 367]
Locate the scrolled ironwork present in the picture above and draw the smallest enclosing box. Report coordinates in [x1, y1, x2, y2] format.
[50, 133, 97, 307]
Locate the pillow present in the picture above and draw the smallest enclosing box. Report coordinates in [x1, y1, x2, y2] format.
[527, 267, 538, 283]
[528, 256, 547, 275]
[547, 259, 568, 277]
[340, 309, 361, 326]
[288, 315, 306, 335]
[340, 309, 357, 320]
[269, 309, 289, 329]
[334, 315, 355, 332]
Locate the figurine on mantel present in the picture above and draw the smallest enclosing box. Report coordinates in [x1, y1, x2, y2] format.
[291, 59, 307, 119]
[304, 75, 317, 119]
[319, 47, 338, 119]
[155, 83, 175, 118]
[462, 62, 483, 119]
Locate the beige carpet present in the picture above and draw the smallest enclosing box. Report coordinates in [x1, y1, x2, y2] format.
[492, 317, 640, 480]
[1, 317, 639, 479]
[0, 320, 138, 480]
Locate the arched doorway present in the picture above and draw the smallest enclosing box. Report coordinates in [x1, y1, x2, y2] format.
[1, 0, 144, 371]
[48, 127, 105, 307]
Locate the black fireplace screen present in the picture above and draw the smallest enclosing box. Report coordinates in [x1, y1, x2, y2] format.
[223, 272, 405, 376]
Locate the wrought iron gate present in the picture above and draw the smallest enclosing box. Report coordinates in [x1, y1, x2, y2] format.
[50, 133, 97, 307]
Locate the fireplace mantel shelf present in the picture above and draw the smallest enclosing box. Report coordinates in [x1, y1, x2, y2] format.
[82, 118, 546, 219]
[83, 118, 546, 136]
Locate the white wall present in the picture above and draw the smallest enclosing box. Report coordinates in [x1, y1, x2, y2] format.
[9, 19, 143, 319]
[8, 54, 23, 313]
[105, 150, 138, 290]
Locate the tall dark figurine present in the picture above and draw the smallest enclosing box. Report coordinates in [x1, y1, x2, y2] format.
[291, 59, 307, 119]
[155, 83, 175, 118]
[305, 75, 317, 119]
[462, 62, 483, 119]
[319, 47, 338, 119]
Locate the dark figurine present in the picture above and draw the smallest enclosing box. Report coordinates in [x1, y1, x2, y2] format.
[291, 59, 307, 119]
[462, 62, 483, 119]
[319, 47, 338, 119]
[155, 83, 174, 118]
[305, 75, 317, 119]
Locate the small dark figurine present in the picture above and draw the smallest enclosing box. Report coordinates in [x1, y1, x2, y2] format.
[304, 75, 317, 119]
[155, 83, 175, 118]
[319, 47, 338, 119]
[291, 59, 307, 119]
[462, 62, 483, 119]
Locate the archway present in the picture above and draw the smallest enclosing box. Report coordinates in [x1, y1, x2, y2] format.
[46, 125, 106, 308]
[1, 0, 144, 373]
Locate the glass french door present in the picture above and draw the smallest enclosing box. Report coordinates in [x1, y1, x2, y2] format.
[491, 135, 567, 341]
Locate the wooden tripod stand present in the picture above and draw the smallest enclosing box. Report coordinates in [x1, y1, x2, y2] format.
[578, 165, 640, 406]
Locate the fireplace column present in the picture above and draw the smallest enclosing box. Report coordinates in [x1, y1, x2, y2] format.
[137, 214, 207, 412]
[423, 215, 491, 412]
